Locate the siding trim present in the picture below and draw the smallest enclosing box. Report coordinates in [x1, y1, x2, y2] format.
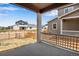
[61, 16, 79, 19]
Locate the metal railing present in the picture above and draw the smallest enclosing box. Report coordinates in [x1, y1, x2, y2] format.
[41, 32, 79, 52]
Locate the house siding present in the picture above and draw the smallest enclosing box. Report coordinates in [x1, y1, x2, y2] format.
[48, 3, 79, 36]
[48, 18, 60, 34]
[60, 9, 79, 18]
[58, 4, 79, 17]
[63, 19, 79, 30]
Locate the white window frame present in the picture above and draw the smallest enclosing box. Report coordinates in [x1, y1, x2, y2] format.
[52, 23, 57, 30]
[64, 6, 74, 13]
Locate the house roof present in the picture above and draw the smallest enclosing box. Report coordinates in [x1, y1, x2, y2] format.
[15, 20, 28, 25]
[15, 3, 69, 13]
[11, 24, 36, 28]
[48, 18, 58, 23]
[42, 24, 48, 28]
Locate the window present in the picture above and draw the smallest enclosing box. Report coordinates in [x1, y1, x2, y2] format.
[30, 27, 32, 29]
[20, 27, 26, 30]
[64, 6, 73, 13]
[52, 23, 57, 29]
[64, 8, 69, 13]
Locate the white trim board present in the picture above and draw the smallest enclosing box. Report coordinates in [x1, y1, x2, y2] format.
[63, 30, 79, 32]
[61, 16, 79, 19]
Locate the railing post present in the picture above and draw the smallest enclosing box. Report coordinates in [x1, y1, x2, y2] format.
[73, 37, 74, 50]
[56, 35, 57, 45]
[76, 37, 78, 51]
[37, 12, 42, 43]
[60, 19, 63, 34]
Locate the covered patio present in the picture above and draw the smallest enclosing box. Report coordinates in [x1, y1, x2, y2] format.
[0, 3, 78, 56]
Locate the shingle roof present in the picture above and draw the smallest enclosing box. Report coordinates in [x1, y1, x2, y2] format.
[15, 20, 28, 25]
[48, 18, 58, 23]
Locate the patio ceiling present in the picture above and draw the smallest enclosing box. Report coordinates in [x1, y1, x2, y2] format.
[15, 3, 69, 13]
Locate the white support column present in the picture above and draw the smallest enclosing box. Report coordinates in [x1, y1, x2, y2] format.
[37, 12, 42, 43]
[60, 19, 63, 34]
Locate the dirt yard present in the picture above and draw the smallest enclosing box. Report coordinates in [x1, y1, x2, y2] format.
[0, 30, 37, 52]
[0, 38, 36, 52]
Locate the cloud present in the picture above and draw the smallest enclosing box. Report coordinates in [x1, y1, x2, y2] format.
[43, 10, 58, 16]
[0, 7, 18, 11]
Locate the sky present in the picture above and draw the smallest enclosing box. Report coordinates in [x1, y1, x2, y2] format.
[0, 3, 58, 27]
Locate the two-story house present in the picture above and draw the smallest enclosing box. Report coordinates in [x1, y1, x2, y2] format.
[48, 3, 79, 36]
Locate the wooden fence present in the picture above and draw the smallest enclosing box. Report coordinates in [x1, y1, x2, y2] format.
[42, 32, 79, 52]
[0, 30, 36, 40]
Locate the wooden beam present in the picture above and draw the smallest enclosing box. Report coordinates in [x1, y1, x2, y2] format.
[15, 3, 40, 12]
[14, 3, 69, 13]
[40, 3, 69, 13]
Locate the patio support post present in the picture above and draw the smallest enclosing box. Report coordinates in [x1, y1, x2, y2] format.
[60, 19, 63, 34]
[37, 12, 42, 43]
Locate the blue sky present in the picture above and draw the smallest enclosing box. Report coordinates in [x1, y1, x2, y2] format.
[0, 3, 58, 27]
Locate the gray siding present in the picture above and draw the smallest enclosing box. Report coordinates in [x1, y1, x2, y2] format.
[48, 18, 60, 34]
[63, 19, 79, 30]
[58, 4, 79, 17]
[48, 3, 79, 35]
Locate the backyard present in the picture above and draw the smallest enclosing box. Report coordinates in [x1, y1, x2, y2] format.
[0, 30, 36, 51]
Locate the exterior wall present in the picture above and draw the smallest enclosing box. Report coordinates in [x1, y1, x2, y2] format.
[58, 3, 79, 17]
[13, 25, 36, 30]
[59, 4, 79, 36]
[48, 3, 79, 35]
[63, 19, 79, 30]
[48, 18, 60, 34]
[13, 25, 19, 30]
[61, 9, 79, 18]
[26, 27, 37, 30]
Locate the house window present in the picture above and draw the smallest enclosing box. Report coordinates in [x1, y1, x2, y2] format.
[20, 27, 26, 30]
[64, 6, 73, 13]
[30, 27, 32, 29]
[52, 23, 57, 29]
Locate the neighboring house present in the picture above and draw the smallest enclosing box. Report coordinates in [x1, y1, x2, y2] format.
[10, 20, 36, 31]
[42, 24, 48, 33]
[48, 3, 79, 36]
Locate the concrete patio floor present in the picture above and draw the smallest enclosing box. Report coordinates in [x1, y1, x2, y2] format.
[0, 42, 79, 56]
